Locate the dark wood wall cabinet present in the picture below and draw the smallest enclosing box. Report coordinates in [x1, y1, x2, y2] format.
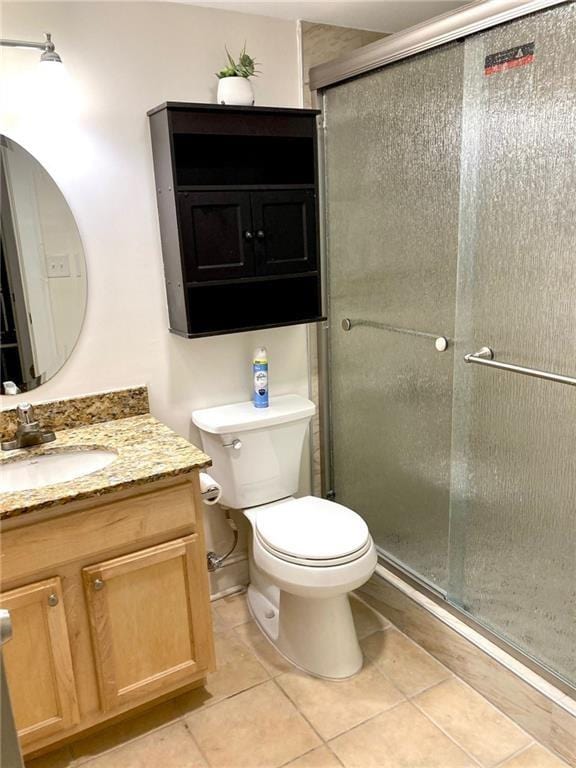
[147, 102, 324, 338]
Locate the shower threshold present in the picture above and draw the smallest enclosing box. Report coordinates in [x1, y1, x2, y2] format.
[374, 551, 576, 701]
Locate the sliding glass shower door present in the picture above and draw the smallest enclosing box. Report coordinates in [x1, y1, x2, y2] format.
[324, 43, 464, 590]
[448, 5, 576, 684]
[323, 1, 576, 686]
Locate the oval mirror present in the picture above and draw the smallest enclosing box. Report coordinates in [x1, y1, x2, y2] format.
[1, 135, 87, 394]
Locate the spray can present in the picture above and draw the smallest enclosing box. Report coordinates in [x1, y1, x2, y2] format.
[253, 347, 269, 408]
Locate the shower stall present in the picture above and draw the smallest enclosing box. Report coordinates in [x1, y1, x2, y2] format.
[313, 0, 576, 692]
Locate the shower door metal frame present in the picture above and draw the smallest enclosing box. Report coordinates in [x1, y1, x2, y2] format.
[312, 0, 575, 698]
[310, 0, 570, 91]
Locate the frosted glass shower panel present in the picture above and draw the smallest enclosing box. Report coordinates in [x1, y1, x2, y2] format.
[324, 45, 464, 589]
[449, 4, 576, 683]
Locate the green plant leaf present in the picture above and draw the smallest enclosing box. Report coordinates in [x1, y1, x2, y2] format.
[217, 44, 260, 79]
[225, 46, 237, 69]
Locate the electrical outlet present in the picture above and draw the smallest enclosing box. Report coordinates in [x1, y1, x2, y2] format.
[47, 254, 71, 278]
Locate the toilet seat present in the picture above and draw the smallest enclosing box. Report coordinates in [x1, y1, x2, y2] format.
[254, 496, 371, 567]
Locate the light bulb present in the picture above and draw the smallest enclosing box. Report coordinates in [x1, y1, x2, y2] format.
[36, 59, 70, 111]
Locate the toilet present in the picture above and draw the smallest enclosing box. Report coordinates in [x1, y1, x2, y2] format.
[192, 394, 377, 679]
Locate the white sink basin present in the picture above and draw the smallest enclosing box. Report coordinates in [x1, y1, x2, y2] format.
[0, 449, 117, 493]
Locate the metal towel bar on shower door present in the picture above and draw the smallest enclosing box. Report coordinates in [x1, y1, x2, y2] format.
[341, 318, 449, 352]
[464, 347, 576, 387]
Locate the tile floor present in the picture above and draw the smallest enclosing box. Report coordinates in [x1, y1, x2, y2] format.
[26, 592, 570, 768]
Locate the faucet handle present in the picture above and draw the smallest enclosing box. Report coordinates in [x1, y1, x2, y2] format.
[16, 403, 35, 424]
[2, 402, 55, 451]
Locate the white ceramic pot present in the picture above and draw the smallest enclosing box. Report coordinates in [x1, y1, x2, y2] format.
[217, 77, 254, 106]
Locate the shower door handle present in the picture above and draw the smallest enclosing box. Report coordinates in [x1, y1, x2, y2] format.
[464, 347, 576, 387]
[341, 317, 449, 351]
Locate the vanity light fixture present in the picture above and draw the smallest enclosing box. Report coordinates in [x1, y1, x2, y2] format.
[0, 32, 62, 64]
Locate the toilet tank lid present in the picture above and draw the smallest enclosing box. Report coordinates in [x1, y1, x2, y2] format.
[192, 394, 316, 434]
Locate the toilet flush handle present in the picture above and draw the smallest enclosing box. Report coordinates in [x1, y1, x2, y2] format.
[223, 438, 242, 450]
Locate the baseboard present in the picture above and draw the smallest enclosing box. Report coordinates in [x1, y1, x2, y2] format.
[208, 551, 249, 599]
[359, 566, 576, 766]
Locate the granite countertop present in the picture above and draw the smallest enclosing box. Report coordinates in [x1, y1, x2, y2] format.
[0, 414, 211, 519]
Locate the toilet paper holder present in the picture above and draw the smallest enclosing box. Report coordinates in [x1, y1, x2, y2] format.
[199, 471, 222, 505]
[199, 472, 238, 572]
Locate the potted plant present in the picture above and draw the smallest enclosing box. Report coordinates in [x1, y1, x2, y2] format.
[216, 45, 259, 106]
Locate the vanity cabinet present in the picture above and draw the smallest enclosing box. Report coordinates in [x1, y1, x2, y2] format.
[0, 577, 79, 747]
[148, 102, 324, 337]
[83, 535, 212, 711]
[0, 474, 215, 758]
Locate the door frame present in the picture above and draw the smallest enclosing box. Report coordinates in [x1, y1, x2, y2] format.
[0, 157, 35, 389]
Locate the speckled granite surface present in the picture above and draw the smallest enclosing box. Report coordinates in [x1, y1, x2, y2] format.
[0, 414, 211, 519]
[0, 386, 149, 442]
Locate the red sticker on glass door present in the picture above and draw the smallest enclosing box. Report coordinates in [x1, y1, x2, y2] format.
[484, 42, 535, 75]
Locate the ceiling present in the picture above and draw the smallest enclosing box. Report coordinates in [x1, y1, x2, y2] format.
[187, 1, 470, 34]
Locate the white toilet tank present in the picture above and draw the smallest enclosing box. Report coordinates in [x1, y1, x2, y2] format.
[192, 395, 315, 509]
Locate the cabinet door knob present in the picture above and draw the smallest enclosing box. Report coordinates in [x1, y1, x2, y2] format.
[47, 593, 59, 607]
[93, 578, 105, 591]
[244, 231, 253, 240]
[256, 230, 265, 239]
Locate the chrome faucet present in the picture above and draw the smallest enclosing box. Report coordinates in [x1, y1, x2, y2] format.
[1, 403, 56, 451]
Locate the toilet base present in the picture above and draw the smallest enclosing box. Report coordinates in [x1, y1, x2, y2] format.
[247, 583, 363, 679]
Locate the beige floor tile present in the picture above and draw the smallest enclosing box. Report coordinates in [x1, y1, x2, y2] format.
[186, 680, 320, 768]
[361, 628, 451, 696]
[211, 592, 251, 630]
[233, 620, 293, 676]
[276, 660, 404, 740]
[210, 602, 228, 634]
[329, 701, 475, 768]
[551, 707, 576, 766]
[498, 745, 570, 768]
[285, 745, 343, 768]
[25, 748, 74, 768]
[350, 594, 390, 640]
[72, 699, 181, 762]
[176, 628, 270, 714]
[78, 722, 207, 768]
[415, 678, 531, 766]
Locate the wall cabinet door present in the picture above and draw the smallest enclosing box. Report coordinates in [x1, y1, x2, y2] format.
[0, 577, 79, 747]
[178, 191, 254, 281]
[251, 190, 317, 276]
[82, 536, 213, 712]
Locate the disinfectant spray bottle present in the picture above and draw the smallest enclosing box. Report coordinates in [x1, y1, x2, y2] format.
[253, 347, 269, 408]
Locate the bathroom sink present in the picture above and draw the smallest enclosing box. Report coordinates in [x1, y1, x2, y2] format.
[0, 449, 117, 493]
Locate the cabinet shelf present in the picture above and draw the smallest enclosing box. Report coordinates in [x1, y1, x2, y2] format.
[171, 316, 327, 340]
[186, 270, 320, 289]
[148, 102, 322, 337]
[176, 184, 316, 192]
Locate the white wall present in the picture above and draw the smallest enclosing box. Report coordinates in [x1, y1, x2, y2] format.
[0, 2, 310, 588]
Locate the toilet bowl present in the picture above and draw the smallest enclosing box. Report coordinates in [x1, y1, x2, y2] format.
[192, 395, 377, 679]
[245, 496, 377, 678]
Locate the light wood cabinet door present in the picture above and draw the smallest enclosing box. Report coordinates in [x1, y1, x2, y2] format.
[82, 535, 213, 712]
[0, 577, 79, 746]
